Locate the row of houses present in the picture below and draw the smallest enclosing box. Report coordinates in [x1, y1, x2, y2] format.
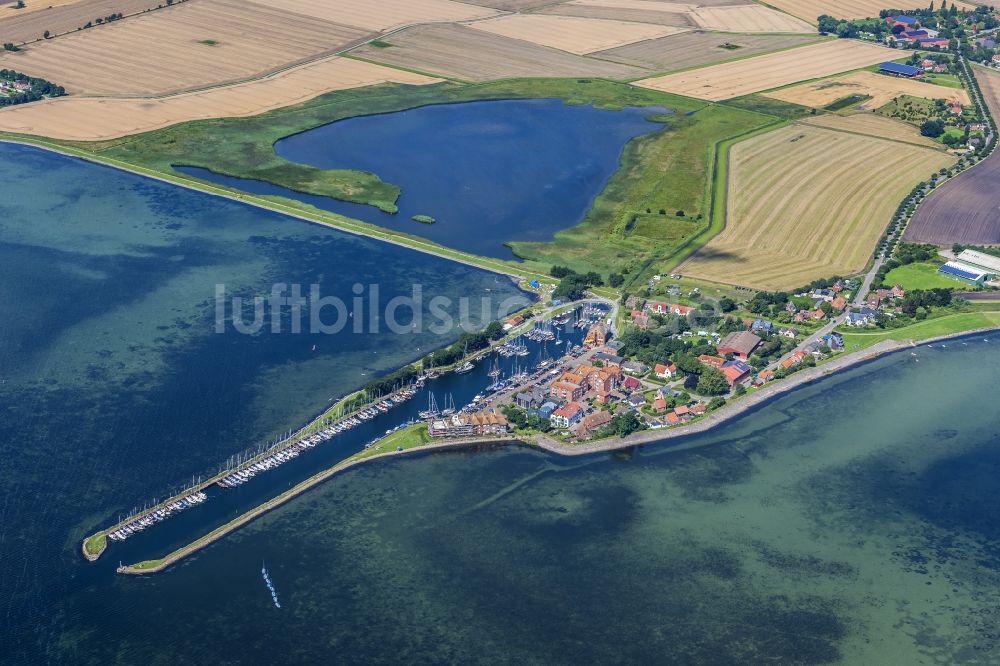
[428, 408, 511, 438]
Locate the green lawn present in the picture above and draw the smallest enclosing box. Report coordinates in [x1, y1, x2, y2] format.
[83, 533, 106, 557]
[838, 311, 1000, 352]
[347, 423, 433, 462]
[884, 262, 977, 291]
[922, 72, 964, 89]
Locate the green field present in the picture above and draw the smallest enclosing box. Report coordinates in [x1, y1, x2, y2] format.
[348, 423, 433, 462]
[884, 262, 977, 291]
[25, 78, 785, 286]
[838, 311, 1000, 352]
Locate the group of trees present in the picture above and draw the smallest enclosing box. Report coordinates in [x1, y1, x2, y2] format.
[819, 3, 994, 46]
[0, 69, 65, 107]
[501, 404, 553, 433]
[551, 266, 604, 301]
[363, 320, 505, 396]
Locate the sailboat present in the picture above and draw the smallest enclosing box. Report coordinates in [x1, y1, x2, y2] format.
[419, 392, 440, 420]
[535, 343, 552, 370]
[454, 343, 475, 374]
[488, 355, 501, 380]
[441, 393, 456, 416]
[424, 355, 441, 380]
[554, 328, 563, 346]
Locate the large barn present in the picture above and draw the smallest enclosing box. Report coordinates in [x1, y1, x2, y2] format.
[879, 62, 923, 77]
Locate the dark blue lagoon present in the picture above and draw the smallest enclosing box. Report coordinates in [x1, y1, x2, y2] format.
[178, 99, 668, 259]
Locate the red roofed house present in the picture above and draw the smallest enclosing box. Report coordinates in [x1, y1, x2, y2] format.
[621, 375, 642, 391]
[665, 411, 680, 425]
[550, 380, 584, 401]
[504, 314, 524, 330]
[699, 354, 725, 368]
[811, 308, 827, 321]
[551, 402, 585, 428]
[758, 369, 775, 383]
[674, 404, 690, 419]
[652, 396, 668, 412]
[831, 297, 847, 311]
[722, 364, 750, 386]
[780, 350, 807, 370]
[584, 324, 607, 347]
[654, 362, 677, 379]
[649, 301, 669, 315]
[691, 403, 707, 415]
[668, 304, 693, 316]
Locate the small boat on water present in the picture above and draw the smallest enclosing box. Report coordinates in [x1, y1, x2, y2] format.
[455, 360, 475, 374]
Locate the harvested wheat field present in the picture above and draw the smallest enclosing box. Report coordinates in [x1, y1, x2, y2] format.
[800, 113, 942, 148]
[537, 2, 694, 26]
[467, 13, 687, 54]
[262, 0, 498, 32]
[0, 0, 79, 21]
[689, 5, 813, 33]
[681, 125, 956, 290]
[0, 0, 372, 96]
[354, 23, 644, 81]
[763, 0, 974, 24]
[594, 30, 819, 71]
[904, 66, 1000, 245]
[766, 70, 971, 109]
[460, 0, 566, 9]
[0, 0, 168, 45]
[0, 57, 441, 141]
[634, 39, 888, 101]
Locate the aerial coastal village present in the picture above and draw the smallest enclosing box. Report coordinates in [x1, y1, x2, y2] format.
[7, 0, 1000, 660]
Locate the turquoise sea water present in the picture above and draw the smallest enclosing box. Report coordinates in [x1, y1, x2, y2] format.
[3, 143, 1000, 664]
[179, 99, 668, 259]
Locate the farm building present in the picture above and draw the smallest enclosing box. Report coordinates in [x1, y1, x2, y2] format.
[879, 62, 923, 78]
[717, 331, 762, 359]
[938, 261, 988, 285]
[955, 249, 1000, 277]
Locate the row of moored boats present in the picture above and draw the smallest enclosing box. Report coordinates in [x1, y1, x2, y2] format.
[106, 492, 208, 542]
[216, 386, 417, 489]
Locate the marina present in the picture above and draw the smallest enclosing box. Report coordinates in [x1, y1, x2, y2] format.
[86, 305, 607, 565]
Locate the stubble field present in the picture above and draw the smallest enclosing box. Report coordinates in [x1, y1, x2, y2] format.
[633, 39, 889, 101]
[680, 124, 956, 290]
[689, 5, 813, 33]
[594, 31, 820, 71]
[800, 113, 943, 147]
[765, 70, 971, 109]
[0, 0, 373, 95]
[353, 23, 644, 81]
[904, 65, 1000, 245]
[466, 13, 687, 54]
[0, 0, 171, 44]
[762, 0, 974, 24]
[261, 0, 498, 31]
[0, 57, 442, 140]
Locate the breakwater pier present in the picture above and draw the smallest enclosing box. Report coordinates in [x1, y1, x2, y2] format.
[83, 306, 600, 567]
